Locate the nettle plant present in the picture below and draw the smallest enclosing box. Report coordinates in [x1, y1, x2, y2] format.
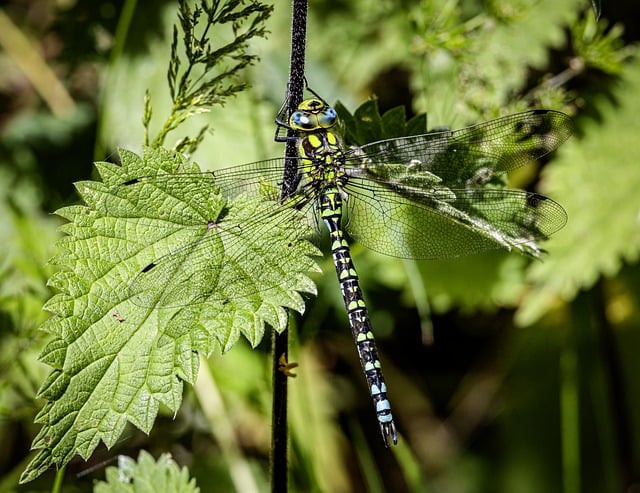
[22, 0, 625, 490]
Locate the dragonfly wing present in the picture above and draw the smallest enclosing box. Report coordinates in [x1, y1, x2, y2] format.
[112, 164, 318, 309]
[343, 179, 567, 259]
[211, 157, 307, 200]
[127, 206, 314, 309]
[353, 110, 573, 187]
[127, 223, 225, 308]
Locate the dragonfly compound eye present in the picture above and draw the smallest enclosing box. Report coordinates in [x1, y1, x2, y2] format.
[290, 111, 319, 130]
[317, 107, 338, 128]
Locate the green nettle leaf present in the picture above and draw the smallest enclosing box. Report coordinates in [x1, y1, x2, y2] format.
[94, 450, 199, 493]
[336, 99, 426, 146]
[20, 147, 318, 483]
[517, 59, 640, 325]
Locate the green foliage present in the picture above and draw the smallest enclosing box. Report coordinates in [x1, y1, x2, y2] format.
[518, 56, 640, 324]
[572, 15, 635, 75]
[94, 450, 199, 493]
[304, 0, 581, 124]
[146, 0, 273, 153]
[2, 0, 639, 491]
[413, 0, 577, 120]
[0, 163, 57, 332]
[335, 99, 427, 145]
[0, 107, 71, 472]
[20, 146, 317, 483]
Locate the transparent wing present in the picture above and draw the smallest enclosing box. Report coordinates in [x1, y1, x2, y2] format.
[119, 158, 295, 201]
[111, 159, 319, 309]
[343, 178, 567, 259]
[112, 110, 572, 307]
[350, 110, 573, 188]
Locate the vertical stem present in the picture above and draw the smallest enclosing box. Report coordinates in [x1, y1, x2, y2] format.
[271, 328, 290, 493]
[51, 467, 65, 493]
[280, 0, 308, 199]
[560, 333, 580, 493]
[271, 2, 308, 493]
[594, 280, 635, 488]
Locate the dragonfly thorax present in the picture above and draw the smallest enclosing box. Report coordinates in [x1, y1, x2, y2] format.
[289, 98, 338, 131]
[299, 130, 349, 194]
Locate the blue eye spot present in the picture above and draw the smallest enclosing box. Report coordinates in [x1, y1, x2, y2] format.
[290, 111, 318, 130]
[318, 107, 337, 128]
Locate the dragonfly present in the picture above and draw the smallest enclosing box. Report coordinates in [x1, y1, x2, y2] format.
[119, 89, 573, 447]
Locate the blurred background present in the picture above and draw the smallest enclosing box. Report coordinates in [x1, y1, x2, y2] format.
[0, 0, 639, 491]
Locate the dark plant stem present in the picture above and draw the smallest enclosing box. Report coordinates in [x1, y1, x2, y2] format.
[271, 328, 290, 493]
[271, 1, 307, 493]
[280, 1, 307, 199]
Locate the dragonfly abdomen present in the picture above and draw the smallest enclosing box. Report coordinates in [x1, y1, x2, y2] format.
[320, 189, 398, 446]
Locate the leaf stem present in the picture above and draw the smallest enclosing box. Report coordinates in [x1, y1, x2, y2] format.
[51, 466, 65, 493]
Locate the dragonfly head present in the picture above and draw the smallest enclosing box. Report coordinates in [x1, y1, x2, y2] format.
[289, 98, 338, 132]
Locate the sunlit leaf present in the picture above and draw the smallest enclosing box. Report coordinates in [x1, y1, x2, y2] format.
[20, 147, 317, 483]
[517, 58, 640, 325]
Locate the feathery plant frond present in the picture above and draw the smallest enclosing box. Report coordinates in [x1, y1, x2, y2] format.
[147, 0, 273, 152]
[572, 14, 636, 76]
